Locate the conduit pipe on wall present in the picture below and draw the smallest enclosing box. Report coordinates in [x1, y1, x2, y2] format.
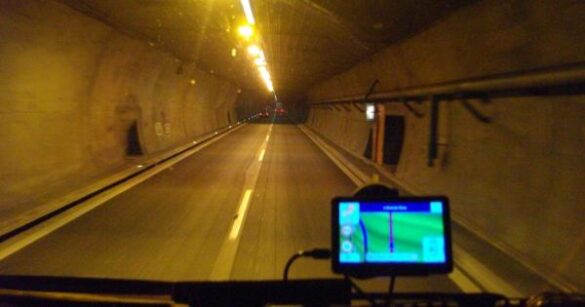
[310, 63, 585, 166]
[310, 63, 585, 105]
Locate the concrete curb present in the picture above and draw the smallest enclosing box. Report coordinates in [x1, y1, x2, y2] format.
[0, 117, 256, 243]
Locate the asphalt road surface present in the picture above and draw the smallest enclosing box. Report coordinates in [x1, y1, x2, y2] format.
[0, 117, 460, 292]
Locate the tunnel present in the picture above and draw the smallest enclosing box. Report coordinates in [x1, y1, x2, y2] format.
[0, 0, 584, 303]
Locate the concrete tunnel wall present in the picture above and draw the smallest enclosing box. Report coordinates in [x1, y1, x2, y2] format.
[307, 1, 585, 291]
[0, 1, 241, 233]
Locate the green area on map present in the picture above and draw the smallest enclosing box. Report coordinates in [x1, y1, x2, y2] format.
[343, 212, 444, 261]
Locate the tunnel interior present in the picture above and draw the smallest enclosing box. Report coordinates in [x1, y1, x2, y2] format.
[0, 0, 584, 298]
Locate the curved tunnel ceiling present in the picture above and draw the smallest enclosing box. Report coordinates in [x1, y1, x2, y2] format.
[62, 0, 475, 97]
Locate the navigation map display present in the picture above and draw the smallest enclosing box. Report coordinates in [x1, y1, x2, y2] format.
[332, 197, 452, 276]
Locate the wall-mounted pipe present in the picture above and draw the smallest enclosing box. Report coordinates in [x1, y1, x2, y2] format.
[428, 97, 440, 167]
[311, 63, 585, 167]
[310, 63, 585, 105]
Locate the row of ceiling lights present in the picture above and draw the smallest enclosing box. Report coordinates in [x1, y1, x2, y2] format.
[236, 0, 275, 93]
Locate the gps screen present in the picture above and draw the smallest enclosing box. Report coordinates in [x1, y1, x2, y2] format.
[337, 199, 447, 265]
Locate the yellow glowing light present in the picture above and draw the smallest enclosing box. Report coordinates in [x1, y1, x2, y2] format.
[239, 0, 275, 93]
[231, 48, 237, 57]
[237, 25, 254, 39]
[254, 58, 266, 66]
[259, 66, 270, 79]
[247, 45, 261, 56]
[240, 0, 255, 25]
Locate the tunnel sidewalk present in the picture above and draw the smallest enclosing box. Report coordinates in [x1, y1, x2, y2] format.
[0, 121, 247, 242]
[298, 124, 559, 297]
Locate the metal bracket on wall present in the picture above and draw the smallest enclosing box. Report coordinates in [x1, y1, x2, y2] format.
[340, 104, 352, 112]
[460, 98, 492, 123]
[401, 99, 425, 118]
[364, 79, 380, 102]
[352, 102, 365, 112]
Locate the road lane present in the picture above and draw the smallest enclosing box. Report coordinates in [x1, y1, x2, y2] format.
[0, 123, 269, 280]
[230, 122, 356, 280]
[0, 118, 461, 293]
[230, 119, 461, 293]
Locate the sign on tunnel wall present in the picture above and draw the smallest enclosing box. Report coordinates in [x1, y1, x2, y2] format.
[366, 103, 375, 121]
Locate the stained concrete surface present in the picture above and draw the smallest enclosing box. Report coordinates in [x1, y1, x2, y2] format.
[0, 0, 240, 237]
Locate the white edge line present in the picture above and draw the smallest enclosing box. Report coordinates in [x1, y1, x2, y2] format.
[296, 124, 485, 293]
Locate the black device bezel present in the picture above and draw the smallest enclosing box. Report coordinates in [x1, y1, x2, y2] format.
[331, 196, 453, 277]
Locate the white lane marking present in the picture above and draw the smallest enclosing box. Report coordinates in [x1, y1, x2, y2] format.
[297, 124, 483, 293]
[209, 123, 273, 280]
[449, 267, 482, 293]
[0, 124, 248, 261]
[258, 149, 266, 162]
[229, 189, 253, 240]
[454, 245, 522, 296]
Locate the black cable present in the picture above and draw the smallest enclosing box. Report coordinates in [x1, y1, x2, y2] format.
[388, 275, 396, 294]
[387, 275, 396, 307]
[283, 249, 331, 281]
[283, 252, 303, 281]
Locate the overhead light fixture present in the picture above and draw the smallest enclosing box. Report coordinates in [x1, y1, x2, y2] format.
[237, 0, 275, 93]
[254, 58, 266, 66]
[240, 0, 255, 24]
[247, 45, 261, 56]
[237, 25, 254, 39]
[259, 66, 270, 79]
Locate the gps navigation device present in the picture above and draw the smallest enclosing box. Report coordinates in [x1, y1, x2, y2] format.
[332, 196, 453, 276]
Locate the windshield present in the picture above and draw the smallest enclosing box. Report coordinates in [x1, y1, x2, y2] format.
[0, 0, 583, 298]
